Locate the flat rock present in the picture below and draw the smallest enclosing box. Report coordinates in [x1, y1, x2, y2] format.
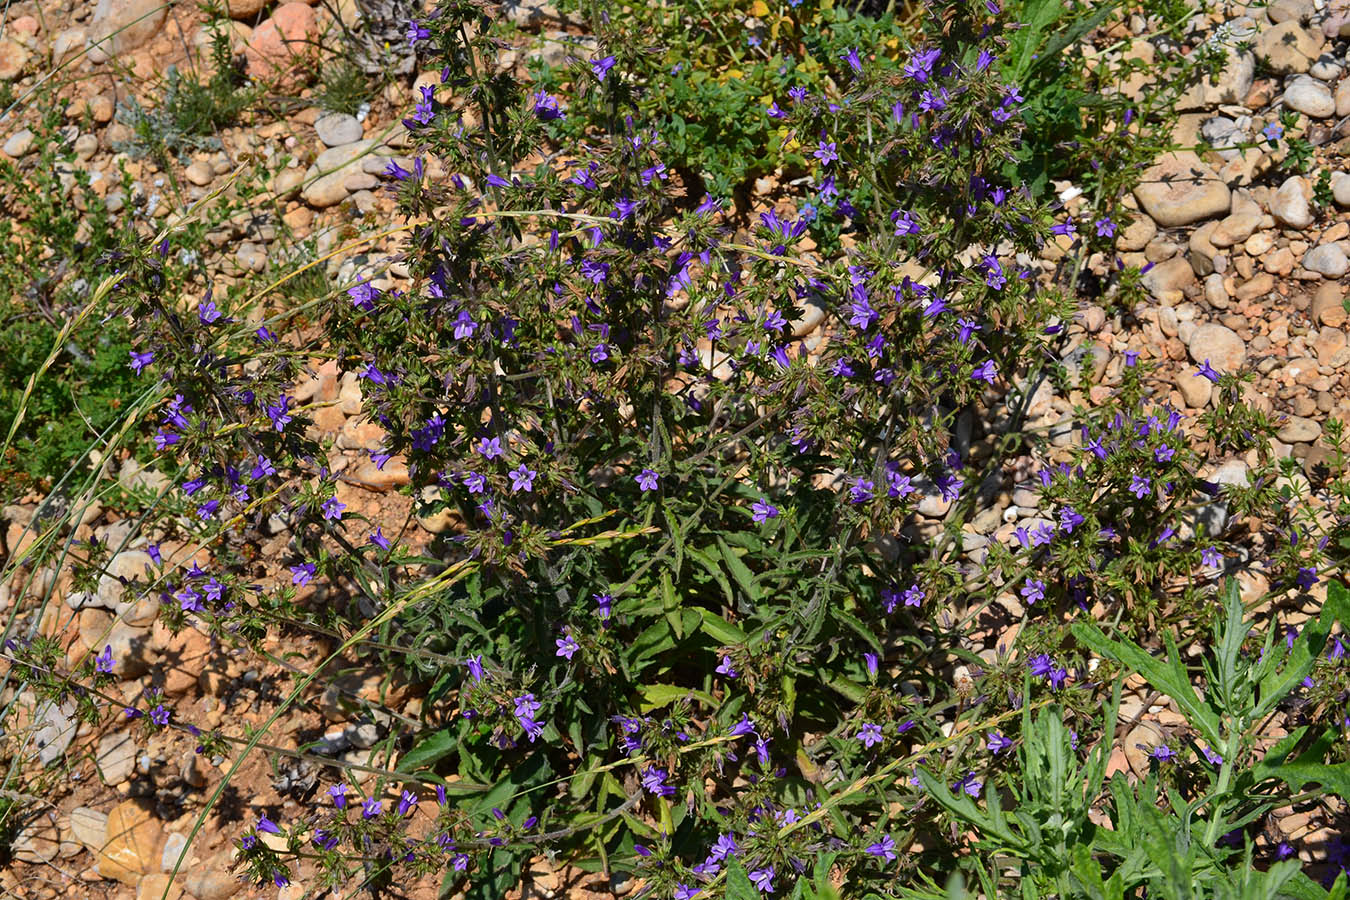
[88, 0, 167, 60]
[1134, 152, 1230, 228]
[1143, 255, 1196, 299]
[69, 806, 109, 852]
[315, 112, 363, 147]
[1283, 75, 1335, 117]
[1253, 20, 1324, 74]
[245, 2, 317, 81]
[1278, 415, 1321, 443]
[1312, 281, 1346, 325]
[1210, 212, 1260, 247]
[1304, 243, 1348, 277]
[98, 549, 154, 610]
[302, 139, 380, 207]
[229, 0, 266, 18]
[33, 699, 78, 766]
[185, 852, 241, 900]
[0, 36, 31, 79]
[1188, 323, 1246, 373]
[97, 731, 138, 786]
[97, 800, 162, 886]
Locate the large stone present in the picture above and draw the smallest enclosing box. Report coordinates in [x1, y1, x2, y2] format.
[1133, 152, 1230, 228]
[301, 139, 380, 207]
[3, 128, 34, 157]
[244, 2, 317, 82]
[1182, 49, 1253, 108]
[1188, 323, 1246, 374]
[88, 0, 168, 60]
[1312, 281, 1346, 325]
[1335, 171, 1350, 208]
[98, 550, 154, 610]
[1176, 369, 1212, 408]
[314, 112, 363, 147]
[0, 37, 31, 80]
[97, 800, 163, 886]
[1278, 415, 1321, 443]
[1271, 175, 1313, 229]
[228, 0, 265, 18]
[1304, 243, 1348, 277]
[1283, 75, 1335, 117]
[1253, 21, 1324, 74]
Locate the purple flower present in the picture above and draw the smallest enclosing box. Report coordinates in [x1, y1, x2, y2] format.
[636, 468, 659, 492]
[1020, 579, 1045, 605]
[751, 498, 779, 522]
[1029, 654, 1055, 679]
[849, 478, 874, 504]
[362, 797, 382, 819]
[866, 834, 897, 861]
[406, 18, 429, 44]
[641, 766, 676, 798]
[198, 298, 222, 324]
[814, 140, 839, 168]
[1150, 744, 1175, 762]
[328, 783, 348, 808]
[1297, 567, 1318, 591]
[94, 644, 115, 674]
[1059, 505, 1084, 533]
[954, 772, 982, 797]
[1095, 217, 1115, 237]
[749, 866, 775, 893]
[476, 436, 504, 459]
[369, 528, 390, 551]
[348, 281, 378, 310]
[532, 91, 565, 121]
[1130, 475, 1151, 499]
[591, 55, 616, 80]
[1202, 546, 1222, 568]
[510, 464, 537, 493]
[290, 562, 315, 586]
[971, 360, 997, 384]
[257, 816, 281, 834]
[857, 722, 883, 748]
[465, 654, 485, 683]
[1124, 350, 1139, 367]
[556, 632, 579, 660]
[398, 790, 418, 816]
[716, 656, 737, 678]
[675, 884, 700, 899]
[452, 310, 476, 341]
[321, 497, 345, 521]
[987, 732, 1014, 755]
[129, 350, 154, 374]
[1201, 746, 1224, 765]
[1195, 359, 1220, 383]
[594, 592, 613, 620]
[151, 704, 170, 726]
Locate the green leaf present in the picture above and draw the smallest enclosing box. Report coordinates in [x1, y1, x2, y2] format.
[725, 857, 761, 900]
[637, 683, 716, 713]
[1072, 620, 1223, 748]
[398, 728, 456, 772]
[697, 607, 748, 645]
[718, 536, 761, 603]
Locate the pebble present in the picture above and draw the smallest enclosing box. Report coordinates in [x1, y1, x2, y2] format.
[185, 856, 240, 900]
[1270, 175, 1313, 230]
[1309, 54, 1343, 81]
[1283, 75, 1335, 117]
[1176, 368, 1212, 408]
[1303, 243, 1348, 277]
[3, 128, 34, 157]
[137, 874, 185, 900]
[301, 139, 380, 208]
[314, 112, 364, 147]
[1335, 171, 1350, 207]
[0, 36, 30, 80]
[33, 699, 77, 766]
[1210, 211, 1260, 247]
[184, 160, 213, 186]
[161, 832, 188, 873]
[74, 134, 99, 160]
[1116, 216, 1157, 251]
[1133, 151, 1230, 227]
[1143, 256, 1196, 299]
[1188, 322, 1247, 373]
[1205, 272, 1230, 308]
